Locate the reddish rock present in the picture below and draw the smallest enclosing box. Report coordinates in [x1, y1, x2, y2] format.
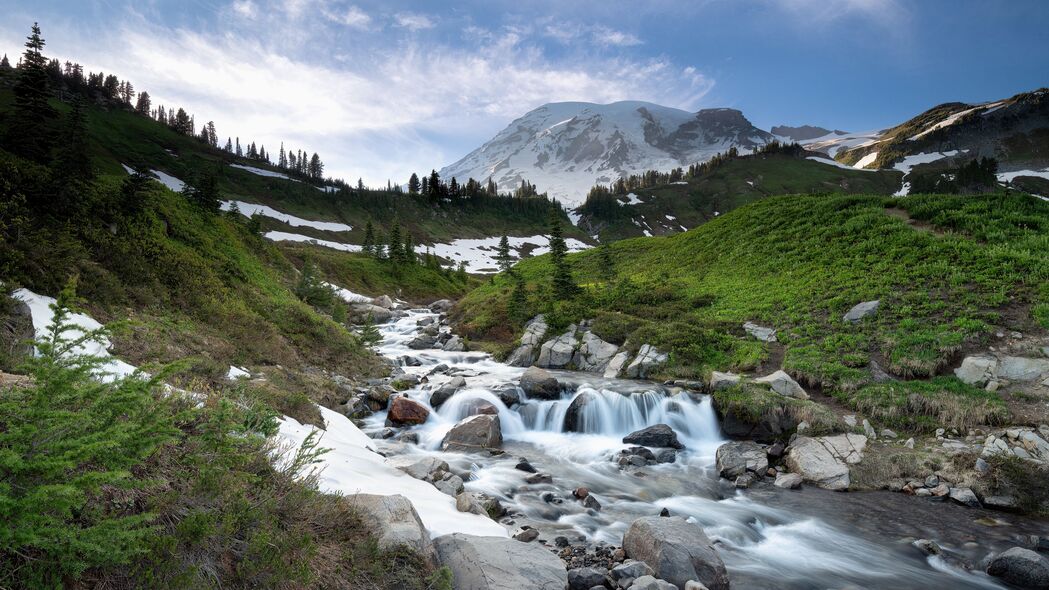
[387, 396, 430, 426]
[573, 487, 590, 499]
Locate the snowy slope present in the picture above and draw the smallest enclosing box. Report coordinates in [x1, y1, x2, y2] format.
[440, 101, 774, 206]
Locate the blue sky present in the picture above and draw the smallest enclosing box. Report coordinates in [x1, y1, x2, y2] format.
[1, 0, 1047, 185]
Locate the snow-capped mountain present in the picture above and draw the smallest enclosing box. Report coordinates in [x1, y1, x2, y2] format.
[440, 101, 774, 206]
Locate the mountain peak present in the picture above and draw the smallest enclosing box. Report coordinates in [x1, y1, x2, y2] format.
[440, 101, 773, 206]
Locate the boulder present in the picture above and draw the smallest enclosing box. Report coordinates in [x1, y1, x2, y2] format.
[434, 533, 568, 590]
[430, 376, 467, 408]
[955, 356, 998, 386]
[351, 303, 394, 324]
[388, 456, 449, 481]
[708, 371, 741, 391]
[743, 321, 777, 342]
[628, 576, 678, 590]
[429, 299, 454, 312]
[624, 424, 685, 449]
[986, 547, 1049, 589]
[611, 561, 655, 585]
[537, 327, 580, 369]
[443, 335, 466, 352]
[441, 414, 503, 452]
[753, 370, 809, 399]
[455, 491, 489, 516]
[998, 356, 1049, 382]
[843, 300, 880, 323]
[350, 494, 432, 560]
[784, 434, 867, 491]
[505, 315, 549, 367]
[520, 367, 562, 400]
[408, 333, 438, 350]
[604, 350, 632, 378]
[715, 441, 768, 479]
[625, 344, 669, 379]
[372, 294, 395, 309]
[433, 473, 465, 496]
[568, 567, 608, 590]
[513, 528, 540, 542]
[564, 391, 598, 432]
[386, 396, 430, 426]
[622, 516, 729, 590]
[949, 487, 981, 508]
[492, 384, 521, 408]
[774, 472, 803, 489]
[575, 331, 620, 372]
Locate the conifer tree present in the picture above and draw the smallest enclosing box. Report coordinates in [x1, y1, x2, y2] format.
[0, 54, 10, 69]
[7, 23, 56, 162]
[278, 143, 287, 169]
[224, 137, 233, 152]
[362, 220, 375, 255]
[507, 275, 529, 325]
[134, 91, 151, 115]
[182, 171, 221, 213]
[388, 223, 403, 262]
[495, 235, 513, 274]
[403, 232, 415, 264]
[408, 172, 420, 194]
[598, 243, 615, 282]
[357, 314, 382, 347]
[548, 213, 577, 299]
[235, 137, 242, 157]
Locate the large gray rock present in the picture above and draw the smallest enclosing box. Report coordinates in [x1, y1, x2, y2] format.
[567, 567, 608, 590]
[603, 350, 632, 378]
[563, 391, 598, 433]
[998, 356, 1049, 382]
[388, 456, 449, 482]
[506, 315, 548, 367]
[622, 516, 729, 590]
[371, 294, 395, 309]
[430, 376, 467, 408]
[843, 300, 880, 323]
[753, 370, 809, 399]
[715, 441, 768, 479]
[351, 303, 394, 324]
[537, 327, 580, 369]
[625, 344, 669, 379]
[955, 356, 998, 386]
[350, 494, 432, 560]
[455, 491, 489, 516]
[743, 321, 777, 342]
[434, 532, 568, 590]
[429, 299, 454, 312]
[624, 424, 685, 449]
[575, 330, 620, 372]
[443, 335, 466, 352]
[708, 371, 741, 391]
[441, 414, 503, 452]
[785, 434, 867, 490]
[0, 298, 34, 366]
[520, 366, 562, 400]
[628, 576, 678, 590]
[985, 547, 1049, 589]
[408, 333, 438, 350]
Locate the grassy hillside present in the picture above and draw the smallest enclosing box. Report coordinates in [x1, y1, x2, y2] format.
[458, 192, 1049, 432]
[577, 153, 902, 241]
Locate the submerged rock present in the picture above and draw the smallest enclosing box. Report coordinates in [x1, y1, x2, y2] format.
[430, 376, 467, 408]
[520, 366, 562, 399]
[434, 533, 568, 590]
[985, 547, 1049, 589]
[441, 414, 503, 452]
[622, 516, 730, 590]
[564, 391, 598, 432]
[624, 424, 685, 449]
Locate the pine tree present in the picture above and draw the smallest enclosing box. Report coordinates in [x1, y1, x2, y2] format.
[7, 23, 57, 162]
[507, 275, 529, 325]
[50, 98, 92, 214]
[388, 223, 403, 262]
[362, 220, 375, 255]
[182, 171, 221, 213]
[235, 137, 242, 157]
[0, 284, 177, 583]
[495, 235, 513, 274]
[0, 54, 10, 69]
[403, 232, 415, 264]
[428, 169, 441, 200]
[408, 173, 420, 194]
[278, 143, 287, 169]
[548, 213, 577, 299]
[357, 314, 382, 347]
[206, 121, 218, 147]
[224, 137, 233, 152]
[134, 91, 151, 115]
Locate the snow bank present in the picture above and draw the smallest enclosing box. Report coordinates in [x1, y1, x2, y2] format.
[325, 281, 372, 303]
[264, 231, 363, 253]
[429, 235, 590, 274]
[277, 407, 508, 538]
[220, 200, 352, 232]
[621, 193, 644, 206]
[807, 156, 877, 172]
[853, 152, 879, 169]
[228, 365, 250, 380]
[997, 167, 1049, 183]
[150, 169, 185, 192]
[12, 288, 138, 381]
[230, 163, 293, 180]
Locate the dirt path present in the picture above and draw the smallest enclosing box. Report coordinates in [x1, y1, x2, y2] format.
[884, 207, 945, 236]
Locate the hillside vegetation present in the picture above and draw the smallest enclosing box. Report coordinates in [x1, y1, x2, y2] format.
[458, 192, 1049, 432]
[577, 151, 901, 241]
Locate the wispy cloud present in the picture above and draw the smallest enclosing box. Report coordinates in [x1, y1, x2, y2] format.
[593, 26, 642, 47]
[393, 12, 435, 32]
[323, 5, 372, 29]
[542, 22, 643, 47]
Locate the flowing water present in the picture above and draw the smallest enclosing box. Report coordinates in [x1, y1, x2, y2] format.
[363, 310, 1047, 589]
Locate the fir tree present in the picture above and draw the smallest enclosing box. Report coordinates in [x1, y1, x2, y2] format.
[495, 235, 513, 274]
[224, 137, 233, 152]
[403, 232, 415, 264]
[7, 23, 56, 162]
[597, 243, 615, 282]
[357, 314, 382, 347]
[408, 172, 420, 194]
[388, 223, 403, 262]
[50, 98, 92, 215]
[134, 91, 151, 115]
[235, 137, 242, 157]
[507, 275, 529, 325]
[548, 213, 577, 299]
[0, 54, 10, 69]
[362, 220, 375, 255]
[182, 171, 221, 213]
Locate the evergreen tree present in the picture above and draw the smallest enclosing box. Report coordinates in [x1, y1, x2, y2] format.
[420, 176, 428, 195]
[456, 261, 468, 282]
[308, 153, 323, 179]
[507, 274, 529, 325]
[548, 213, 577, 299]
[206, 121, 218, 147]
[278, 143, 287, 169]
[246, 213, 263, 235]
[0, 285, 177, 584]
[7, 23, 57, 162]
[428, 169, 441, 200]
[181, 171, 221, 213]
[495, 235, 513, 274]
[357, 314, 382, 347]
[0, 54, 10, 69]
[597, 243, 615, 282]
[224, 137, 233, 152]
[50, 98, 92, 216]
[235, 137, 242, 157]
[387, 223, 403, 262]
[403, 232, 415, 264]
[408, 172, 420, 194]
[361, 220, 375, 255]
[134, 91, 151, 115]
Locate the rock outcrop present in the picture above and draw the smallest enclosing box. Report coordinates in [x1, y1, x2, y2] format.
[604, 350, 632, 378]
[785, 434, 867, 490]
[843, 300, 880, 323]
[622, 516, 730, 590]
[625, 345, 668, 379]
[574, 331, 620, 372]
[715, 441, 768, 479]
[537, 327, 580, 369]
[350, 494, 433, 561]
[505, 315, 548, 367]
[743, 321, 777, 342]
[434, 533, 568, 590]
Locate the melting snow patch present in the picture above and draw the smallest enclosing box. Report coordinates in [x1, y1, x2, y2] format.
[150, 169, 185, 192]
[429, 235, 590, 274]
[807, 156, 877, 172]
[121, 163, 136, 175]
[228, 366, 250, 380]
[326, 282, 372, 303]
[670, 181, 688, 185]
[853, 152, 879, 169]
[997, 168, 1049, 183]
[277, 407, 507, 538]
[231, 163, 293, 180]
[221, 200, 352, 232]
[621, 193, 644, 206]
[264, 231, 363, 253]
[567, 210, 582, 226]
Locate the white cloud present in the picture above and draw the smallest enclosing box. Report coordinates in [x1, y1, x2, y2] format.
[393, 12, 435, 32]
[324, 5, 372, 29]
[593, 26, 642, 47]
[3, 13, 712, 186]
[232, 0, 257, 19]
